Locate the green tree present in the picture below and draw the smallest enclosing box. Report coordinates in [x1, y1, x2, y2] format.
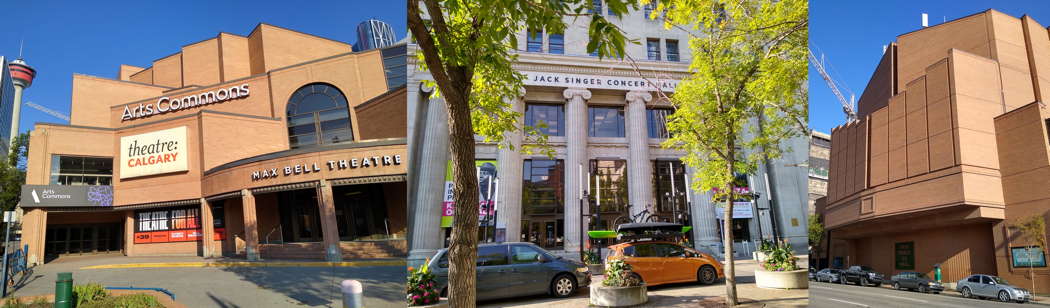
[0, 133, 29, 212]
[656, 0, 808, 305]
[407, 1, 634, 306]
[1013, 215, 1046, 293]
[808, 214, 822, 247]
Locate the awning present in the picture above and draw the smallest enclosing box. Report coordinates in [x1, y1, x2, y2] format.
[330, 174, 407, 186]
[251, 181, 319, 194]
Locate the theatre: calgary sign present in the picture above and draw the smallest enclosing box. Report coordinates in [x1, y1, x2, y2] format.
[121, 84, 250, 121]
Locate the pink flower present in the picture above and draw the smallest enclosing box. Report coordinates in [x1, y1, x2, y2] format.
[424, 291, 430, 297]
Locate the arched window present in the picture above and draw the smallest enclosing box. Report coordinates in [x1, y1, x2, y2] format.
[286, 83, 353, 148]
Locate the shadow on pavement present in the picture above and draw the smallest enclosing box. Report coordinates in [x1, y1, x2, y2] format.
[219, 264, 405, 306]
[207, 292, 242, 308]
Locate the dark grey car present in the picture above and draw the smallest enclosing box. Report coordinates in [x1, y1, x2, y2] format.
[957, 274, 1031, 303]
[890, 271, 944, 294]
[427, 242, 591, 301]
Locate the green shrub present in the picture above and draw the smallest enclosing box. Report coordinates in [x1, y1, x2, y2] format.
[602, 259, 641, 287]
[582, 250, 601, 265]
[79, 293, 163, 308]
[406, 259, 440, 306]
[760, 241, 800, 272]
[73, 283, 108, 306]
[1, 297, 50, 308]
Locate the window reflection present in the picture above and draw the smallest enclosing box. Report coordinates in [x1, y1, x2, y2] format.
[522, 159, 564, 249]
[286, 83, 353, 149]
[589, 106, 625, 137]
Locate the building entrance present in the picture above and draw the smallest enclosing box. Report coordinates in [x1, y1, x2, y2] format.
[277, 189, 324, 243]
[334, 183, 391, 241]
[44, 223, 123, 258]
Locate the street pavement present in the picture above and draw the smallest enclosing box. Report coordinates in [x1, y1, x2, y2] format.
[477, 258, 808, 307]
[9, 254, 406, 308]
[810, 281, 1050, 307]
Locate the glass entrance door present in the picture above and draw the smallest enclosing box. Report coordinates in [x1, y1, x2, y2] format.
[278, 189, 324, 242]
[334, 183, 390, 241]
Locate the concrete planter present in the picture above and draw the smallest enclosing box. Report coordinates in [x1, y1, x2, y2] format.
[589, 284, 648, 307]
[588, 264, 605, 276]
[755, 268, 809, 289]
[410, 299, 449, 308]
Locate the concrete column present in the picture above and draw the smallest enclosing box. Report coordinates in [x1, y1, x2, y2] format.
[241, 189, 260, 261]
[496, 95, 525, 242]
[688, 165, 723, 259]
[563, 88, 591, 254]
[123, 210, 134, 257]
[318, 180, 343, 261]
[625, 91, 653, 216]
[408, 93, 451, 266]
[200, 198, 216, 258]
[21, 208, 47, 265]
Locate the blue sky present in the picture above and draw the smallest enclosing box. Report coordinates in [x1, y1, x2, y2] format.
[0, 1, 405, 132]
[809, 0, 1050, 134]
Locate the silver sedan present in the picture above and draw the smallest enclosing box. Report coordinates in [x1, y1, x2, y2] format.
[956, 274, 1031, 303]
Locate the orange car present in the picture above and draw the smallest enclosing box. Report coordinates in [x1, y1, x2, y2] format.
[606, 241, 724, 286]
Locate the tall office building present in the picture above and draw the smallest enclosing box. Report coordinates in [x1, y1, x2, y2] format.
[354, 19, 397, 51]
[0, 56, 19, 154]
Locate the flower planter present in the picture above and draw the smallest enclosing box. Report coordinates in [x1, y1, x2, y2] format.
[410, 299, 449, 308]
[755, 268, 808, 289]
[588, 264, 605, 276]
[753, 251, 768, 263]
[589, 284, 648, 307]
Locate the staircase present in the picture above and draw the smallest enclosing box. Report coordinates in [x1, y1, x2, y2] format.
[252, 239, 407, 260]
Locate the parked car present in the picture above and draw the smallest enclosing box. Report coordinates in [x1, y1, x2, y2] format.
[889, 271, 944, 294]
[815, 268, 843, 283]
[427, 242, 590, 301]
[957, 274, 1030, 303]
[606, 240, 723, 286]
[808, 268, 816, 281]
[841, 265, 884, 286]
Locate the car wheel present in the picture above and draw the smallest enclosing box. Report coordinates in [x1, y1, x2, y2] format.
[961, 287, 972, 298]
[697, 265, 718, 285]
[839, 277, 846, 285]
[918, 285, 926, 293]
[893, 282, 901, 290]
[629, 272, 644, 284]
[440, 287, 448, 298]
[551, 274, 577, 298]
[860, 277, 869, 286]
[999, 290, 1011, 302]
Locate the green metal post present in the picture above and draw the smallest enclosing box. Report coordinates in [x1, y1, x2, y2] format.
[54, 272, 73, 308]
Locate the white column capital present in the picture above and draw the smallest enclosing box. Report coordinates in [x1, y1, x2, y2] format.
[626, 90, 653, 104]
[563, 88, 592, 101]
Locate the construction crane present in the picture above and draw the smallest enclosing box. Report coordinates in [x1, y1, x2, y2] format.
[24, 101, 70, 122]
[808, 48, 856, 122]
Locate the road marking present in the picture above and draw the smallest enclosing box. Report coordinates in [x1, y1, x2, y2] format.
[811, 285, 834, 290]
[80, 260, 406, 269]
[826, 298, 870, 307]
[879, 294, 928, 303]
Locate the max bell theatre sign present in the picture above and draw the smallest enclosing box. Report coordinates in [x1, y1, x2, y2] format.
[251, 154, 403, 181]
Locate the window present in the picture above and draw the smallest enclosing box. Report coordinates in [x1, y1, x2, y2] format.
[643, 2, 657, 18]
[590, 160, 628, 230]
[647, 38, 661, 61]
[666, 39, 680, 62]
[589, 106, 625, 137]
[895, 242, 915, 270]
[522, 159, 565, 249]
[510, 245, 544, 264]
[967, 275, 980, 283]
[590, 0, 602, 15]
[981, 276, 993, 285]
[548, 32, 565, 54]
[50, 156, 113, 185]
[652, 160, 687, 219]
[647, 108, 673, 138]
[381, 44, 407, 89]
[525, 104, 565, 136]
[632, 244, 656, 257]
[477, 245, 509, 266]
[527, 29, 543, 52]
[655, 243, 686, 257]
[286, 83, 353, 149]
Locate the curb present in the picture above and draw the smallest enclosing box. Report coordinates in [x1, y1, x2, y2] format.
[80, 259, 406, 269]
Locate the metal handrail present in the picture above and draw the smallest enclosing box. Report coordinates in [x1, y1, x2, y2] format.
[264, 225, 283, 244]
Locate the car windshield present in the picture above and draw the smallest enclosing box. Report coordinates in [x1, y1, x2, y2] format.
[993, 277, 1008, 285]
[915, 273, 928, 279]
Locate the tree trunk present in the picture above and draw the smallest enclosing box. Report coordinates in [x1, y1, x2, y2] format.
[724, 137, 737, 306]
[445, 94, 481, 308]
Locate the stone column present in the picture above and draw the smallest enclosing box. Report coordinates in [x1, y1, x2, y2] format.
[122, 210, 134, 258]
[626, 91, 653, 217]
[563, 88, 591, 255]
[318, 180, 343, 261]
[688, 165, 724, 259]
[241, 189, 260, 261]
[496, 95, 525, 242]
[200, 198, 216, 258]
[408, 93, 451, 266]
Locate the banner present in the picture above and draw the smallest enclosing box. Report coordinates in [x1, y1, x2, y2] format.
[120, 126, 189, 179]
[21, 185, 113, 207]
[1012, 246, 1047, 268]
[441, 160, 498, 228]
[715, 201, 755, 219]
[132, 206, 225, 244]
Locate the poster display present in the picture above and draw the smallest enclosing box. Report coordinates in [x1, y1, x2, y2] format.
[441, 160, 499, 228]
[133, 206, 225, 244]
[120, 126, 189, 179]
[1012, 246, 1047, 268]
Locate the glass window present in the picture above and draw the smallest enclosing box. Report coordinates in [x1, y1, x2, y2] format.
[652, 160, 687, 220]
[644, 2, 657, 18]
[666, 39, 680, 62]
[633, 244, 656, 257]
[527, 29, 543, 52]
[478, 245, 509, 266]
[49, 155, 113, 186]
[967, 275, 980, 283]
[589, 160, 628, 230]
[655, 243, 686, 257]
[381, 44, 407, 89]
[525, 104, 565, 136]
[981, 276, 993, 284]
[522, 159, 565, 249]
[647, 108, 673, 138]
[588, 106, 625, 137]
[286, 83, 353, 149]
[590, 0, 602, 15]
[548, 32, 565, 54]
[647, 38, 661, 61]
[510, 245, 544, 264]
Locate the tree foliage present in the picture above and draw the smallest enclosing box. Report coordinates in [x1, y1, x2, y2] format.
[654, 0, 807, 305]
[808, 214, 823, 247]
[407, 1, 634, 306]
[0, 133, 29, 212]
